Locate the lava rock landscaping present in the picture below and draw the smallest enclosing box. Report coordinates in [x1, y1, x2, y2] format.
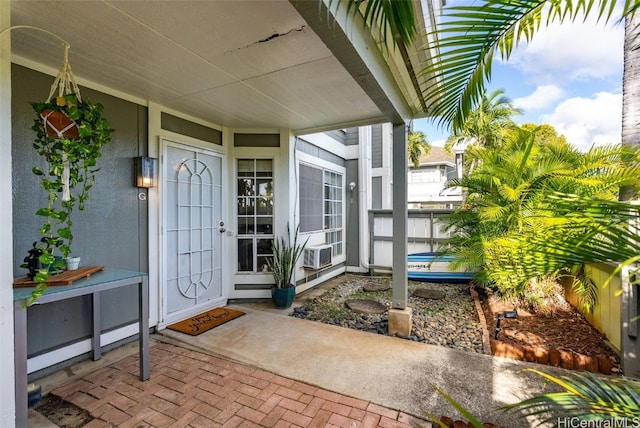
[291, 276, 485, 354]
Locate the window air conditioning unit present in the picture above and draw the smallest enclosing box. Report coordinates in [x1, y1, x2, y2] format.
[303, 245, 332, 270]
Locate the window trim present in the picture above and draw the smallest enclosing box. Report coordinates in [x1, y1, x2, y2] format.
[235, 157, 274, 274]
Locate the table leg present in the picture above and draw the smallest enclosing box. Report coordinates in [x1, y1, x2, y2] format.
[139, 276, 150, 380]
[14, 301, 27, 428]
[92, 292, 101, 361]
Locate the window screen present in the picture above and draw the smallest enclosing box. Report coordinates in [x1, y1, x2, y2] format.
[299, 164, 323, 232]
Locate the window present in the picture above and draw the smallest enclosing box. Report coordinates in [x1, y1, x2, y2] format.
[299, 164, 343, 256]
[410, 168, 443, 183]
[237, 159, 273, 273]
[300, 164, 323, 232]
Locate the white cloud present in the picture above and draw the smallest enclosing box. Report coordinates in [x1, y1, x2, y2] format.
[513, 85, 564, 111]
[508, 17, 623, 84]
[540, 92, 621, 151]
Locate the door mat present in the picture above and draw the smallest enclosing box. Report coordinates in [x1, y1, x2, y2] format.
[166, 308, 245, 336]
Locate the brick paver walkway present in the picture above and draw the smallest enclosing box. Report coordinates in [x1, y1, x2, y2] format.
[49, 343, 431, 427]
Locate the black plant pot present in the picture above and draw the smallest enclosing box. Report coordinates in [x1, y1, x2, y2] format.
[26, 258, 40, 280]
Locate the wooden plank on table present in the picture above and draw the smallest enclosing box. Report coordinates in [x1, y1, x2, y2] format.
[13, 266, 105, 288]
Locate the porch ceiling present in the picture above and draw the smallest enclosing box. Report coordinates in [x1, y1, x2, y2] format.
[9, 0, 430, 134]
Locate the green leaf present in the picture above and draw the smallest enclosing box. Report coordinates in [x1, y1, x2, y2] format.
[39, 252, 54, 265]
[35, 208, 53, 217]
[427, 384, 485, 428]
[58, 245, 71, 258]
[58, 228, 72, 239]
[66, 105, 81, 120]
[25, 282, 48, 307]
[78, 123, 93, 138]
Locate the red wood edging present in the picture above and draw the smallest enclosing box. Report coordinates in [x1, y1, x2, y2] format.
[489, 339, 612, 374]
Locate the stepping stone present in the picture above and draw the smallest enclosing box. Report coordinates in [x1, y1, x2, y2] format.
[363, 282, 391, 292]
[413, 288, 446, 300]
[345, 299, 387, 314]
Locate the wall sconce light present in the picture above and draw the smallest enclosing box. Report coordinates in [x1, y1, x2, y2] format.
[135, 156, 157, 188]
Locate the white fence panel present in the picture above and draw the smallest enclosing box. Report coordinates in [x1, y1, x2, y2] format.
[369, 209, 454, 270]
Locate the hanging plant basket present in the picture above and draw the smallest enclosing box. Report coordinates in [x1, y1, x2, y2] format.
[40, 108, 80, 140]
[22, 43, 113, 305]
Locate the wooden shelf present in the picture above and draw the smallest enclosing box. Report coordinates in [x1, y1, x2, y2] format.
[13, 266, 105, 288]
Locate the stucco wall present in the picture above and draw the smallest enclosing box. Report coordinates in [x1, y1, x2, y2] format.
[12, 65, 148, 364]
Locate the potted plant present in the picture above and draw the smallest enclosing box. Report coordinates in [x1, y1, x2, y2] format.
[20, 241, 46, 280]
[267, 224, 308, 309]
[24, 93, 112, 303]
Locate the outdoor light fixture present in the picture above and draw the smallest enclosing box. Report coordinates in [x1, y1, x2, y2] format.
[494, 310, 518, 340]
[135, 156, 157, 188]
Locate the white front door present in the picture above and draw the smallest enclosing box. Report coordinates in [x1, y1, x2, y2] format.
[161, 140, 225, 324]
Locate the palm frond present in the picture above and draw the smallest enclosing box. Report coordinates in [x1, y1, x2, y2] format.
[325, 0, 417, 52]
[425, 384, 486, 428]
[503, 370, 640, 424]
[425, 0, 636, 132]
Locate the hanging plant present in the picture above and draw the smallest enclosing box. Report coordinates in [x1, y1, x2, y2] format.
[25, 90, 113, 304]
[18, 42, 114, 304]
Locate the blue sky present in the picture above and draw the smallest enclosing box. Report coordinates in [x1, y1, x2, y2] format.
[413, 10, 625, 152]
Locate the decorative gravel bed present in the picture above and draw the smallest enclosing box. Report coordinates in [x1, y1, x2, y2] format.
[291, 275, 485, 354]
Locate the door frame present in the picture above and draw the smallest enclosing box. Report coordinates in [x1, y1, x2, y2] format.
[158, 138, 228, 328]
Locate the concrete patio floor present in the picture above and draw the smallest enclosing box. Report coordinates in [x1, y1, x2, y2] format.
[28, 291, 574, 428]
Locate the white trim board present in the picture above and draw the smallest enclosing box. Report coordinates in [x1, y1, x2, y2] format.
[27, 323, 140, 374]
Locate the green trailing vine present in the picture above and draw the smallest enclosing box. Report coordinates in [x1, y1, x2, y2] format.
[23, 93, 113, 304]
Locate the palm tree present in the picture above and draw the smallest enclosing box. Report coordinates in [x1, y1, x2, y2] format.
[423, 0, 639, 133]
[444, 88, 521, 153]
[444, 127, 639, 309]
[444, 88, 521, 175]
[620, 11, 640, 201]
[408, 131, 431, 168]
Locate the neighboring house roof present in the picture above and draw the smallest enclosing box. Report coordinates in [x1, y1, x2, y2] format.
[415, 146, 455, 167]
[9, 0, 440, 133]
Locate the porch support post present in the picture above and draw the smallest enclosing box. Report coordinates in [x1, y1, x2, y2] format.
[389, 123, 411, 337]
